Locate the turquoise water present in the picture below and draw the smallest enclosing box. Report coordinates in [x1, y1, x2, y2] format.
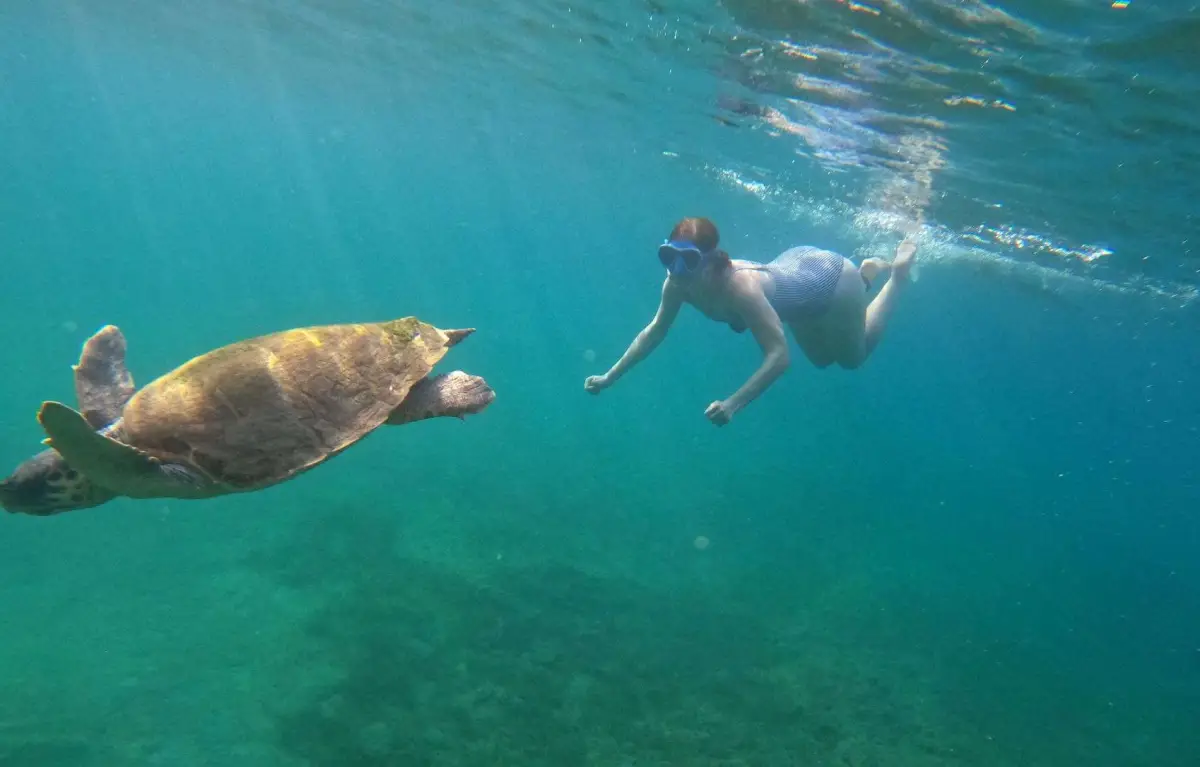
[2, 1, 1199, 764]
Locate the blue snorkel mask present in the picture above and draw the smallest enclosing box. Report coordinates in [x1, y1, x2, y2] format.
[658, 240, 715, 276]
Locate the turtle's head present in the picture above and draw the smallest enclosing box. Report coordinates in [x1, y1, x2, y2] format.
[442, 328, 475, 347]
[0, 448, 115, 516]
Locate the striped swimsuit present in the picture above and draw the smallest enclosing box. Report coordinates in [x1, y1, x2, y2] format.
[727, 247, 847, 331]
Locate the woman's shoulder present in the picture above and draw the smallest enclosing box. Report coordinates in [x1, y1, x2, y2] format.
[725, 260, 773, 297]
[730, 257, 766, 270]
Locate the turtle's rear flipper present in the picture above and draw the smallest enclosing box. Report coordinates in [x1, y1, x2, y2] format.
[38, 401, 160, 495]
[73, 325, 135, 429]
[386, 372, 495, 425]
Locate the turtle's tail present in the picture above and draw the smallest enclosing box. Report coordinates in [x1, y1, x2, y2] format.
[443, 328, 475, 347]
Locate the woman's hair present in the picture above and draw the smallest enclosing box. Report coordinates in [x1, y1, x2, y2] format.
[668, 216, 731, 270]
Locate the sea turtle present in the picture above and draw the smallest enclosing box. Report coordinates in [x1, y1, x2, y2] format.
[0, 317, 494, 516]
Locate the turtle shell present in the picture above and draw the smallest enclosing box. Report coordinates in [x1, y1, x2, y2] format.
[118, 317, 454, 489]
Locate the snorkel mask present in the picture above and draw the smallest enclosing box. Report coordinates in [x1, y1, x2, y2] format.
[658, 240, 715, 276]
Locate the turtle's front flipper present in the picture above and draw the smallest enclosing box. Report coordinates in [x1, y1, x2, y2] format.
[386, 372, 495, 425]
[73, 325, 135, 429]
[38, 401, 157, 494]
[37, 401, 205, 498]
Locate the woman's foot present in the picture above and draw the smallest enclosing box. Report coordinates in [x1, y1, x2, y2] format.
[892, 239, 918, 282]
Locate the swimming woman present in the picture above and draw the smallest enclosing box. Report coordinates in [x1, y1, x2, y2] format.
[584, 216, 917, 426]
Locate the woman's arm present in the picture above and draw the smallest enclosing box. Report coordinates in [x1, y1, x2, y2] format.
[706, 276, 789, 424]
[586, 278, 684, 392]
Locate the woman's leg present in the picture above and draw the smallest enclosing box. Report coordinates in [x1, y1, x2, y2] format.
[859, 240, 917, 362]
[820, 244, 915, 369]
[813, 260, 870, 369]
[793, 242, 917, 369]
[789, 320, 837, 368]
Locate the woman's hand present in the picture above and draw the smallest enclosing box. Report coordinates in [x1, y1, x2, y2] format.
[705, 400, 735, 426]
[584, 374, 611, 394]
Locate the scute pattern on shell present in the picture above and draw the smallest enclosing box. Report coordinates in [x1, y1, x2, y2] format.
[117, 318, 451, 489]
